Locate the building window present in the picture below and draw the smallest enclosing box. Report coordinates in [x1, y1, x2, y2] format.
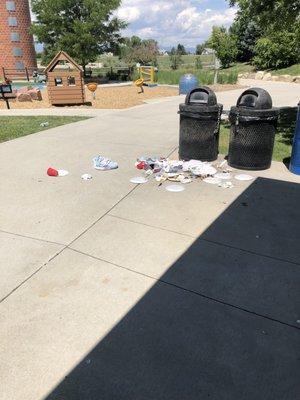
[6, 1, 16, 11]
[67, 76, 76, 86]
[16, 61, 24, 70]
[13, 47, 23, 57]
[11, 32, 20, 42]
[8, 16, 17, 26]
[55, 77, 63, 86]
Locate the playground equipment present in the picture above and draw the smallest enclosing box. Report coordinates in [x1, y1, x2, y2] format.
[138, 66, 157, 86]
[134, 78, 144, 93]
[87, 82, 98, 99]
[45, 51, 85, 105]
[290, 102, 300, 175]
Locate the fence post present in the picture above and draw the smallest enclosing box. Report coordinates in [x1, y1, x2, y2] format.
[25, 67, 29, 81]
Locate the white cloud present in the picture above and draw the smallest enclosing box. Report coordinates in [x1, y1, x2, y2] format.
[116, 6, 140, 23]
[116, 0, 237, 48]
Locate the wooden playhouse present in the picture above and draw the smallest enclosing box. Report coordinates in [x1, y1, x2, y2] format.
[45, 51, 85, 105]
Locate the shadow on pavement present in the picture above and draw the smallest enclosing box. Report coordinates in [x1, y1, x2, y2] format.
[45, 178, 300, 400]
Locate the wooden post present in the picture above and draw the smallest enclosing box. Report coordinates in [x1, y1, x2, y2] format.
[25, 67, 29, 81]
[150, 67, 154, 84]
[2, 67, 6, 80]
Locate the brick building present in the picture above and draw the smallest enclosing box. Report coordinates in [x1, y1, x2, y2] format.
[0, 0, 37, 78]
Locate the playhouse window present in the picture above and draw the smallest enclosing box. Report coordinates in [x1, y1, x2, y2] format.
[55, 77, 63, 86]
[67, 76, 76, 86]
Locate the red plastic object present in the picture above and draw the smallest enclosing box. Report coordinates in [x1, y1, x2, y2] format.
[136, 161, 146, 170]
[47, 167, 58, 176]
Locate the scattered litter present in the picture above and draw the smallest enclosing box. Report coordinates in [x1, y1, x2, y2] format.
[203, 177, 222, 185]
[47, 167, 58, 177]
[215, 172, 232, 180]
[165, 184, 185, 192]
[183, 159, 217, 176]
[93, 156, 118, 170]
[130, 176, 148, 184]
[40, 122, 49, 127]
[58, 169, 69, 177]
[47, 167, 69, 177]
[218, 160, 227, 168]
[81, 174, 92, 180]
[218, 181, 234, 189]
[234, 174, 254, 181]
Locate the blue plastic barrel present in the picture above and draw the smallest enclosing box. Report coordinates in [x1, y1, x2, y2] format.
[289, 102, 300, 175]
[179, 74, 199, 95]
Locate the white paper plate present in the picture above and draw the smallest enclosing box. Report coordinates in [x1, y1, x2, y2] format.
[130, 176, 148, 184]
[165, 184, 185, 192]
[234, 174, 254, 181]
[58, 169, 69, 177]
[203, 177, 222, 185]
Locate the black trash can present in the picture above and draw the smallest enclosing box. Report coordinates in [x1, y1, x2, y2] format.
[228, 87, 279, 170]
[178, 87, 223, 161]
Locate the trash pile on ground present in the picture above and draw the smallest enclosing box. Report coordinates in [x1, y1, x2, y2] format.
[46, 155, 118, 179]
[130, 156, 254, 191]
[46, 154, 254, 191]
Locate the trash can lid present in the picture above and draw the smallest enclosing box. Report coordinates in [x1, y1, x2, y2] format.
[185, 86, 217, 106]
[236, 87, 273, 110]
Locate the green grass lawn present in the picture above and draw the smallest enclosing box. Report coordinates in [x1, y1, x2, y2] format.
[210, 62, 300, 76]
[0, 116, 90, 143]
[219, 122, 293, 162]
[269, 64, 300, 76]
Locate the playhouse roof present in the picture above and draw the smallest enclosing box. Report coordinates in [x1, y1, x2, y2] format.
[45, 51, 82, 73]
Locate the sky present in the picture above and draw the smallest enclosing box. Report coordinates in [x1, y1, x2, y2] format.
[115, 0, 238, 50]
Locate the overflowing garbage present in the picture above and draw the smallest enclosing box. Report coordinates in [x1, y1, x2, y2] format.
[46, 154, 255, 190]
[130, 156, 245, 191]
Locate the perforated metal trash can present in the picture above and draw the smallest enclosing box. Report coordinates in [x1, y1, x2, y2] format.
[178, 87, 223, 161]
[228, 88, 279, 170]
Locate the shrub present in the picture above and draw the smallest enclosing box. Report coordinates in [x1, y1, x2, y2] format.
[253, 31, 299, 70]
[156, 69, 238, 85]
[195, 57, 203, 69]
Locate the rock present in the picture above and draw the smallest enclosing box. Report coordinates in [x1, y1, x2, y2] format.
[271, 75, 280, 81]
[292, 76, 300, 83]
[263, 72, 272, 81]
[17, 86, 31, 94]
[238, 72, 250, 79]
[255, 71, 265, 80]
[281, 74, 293, 83]
[17, 93, 32, 102]
[28, 89, 42, 101]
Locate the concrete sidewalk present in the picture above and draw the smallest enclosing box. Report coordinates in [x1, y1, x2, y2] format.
[0, 95, 299, 400]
